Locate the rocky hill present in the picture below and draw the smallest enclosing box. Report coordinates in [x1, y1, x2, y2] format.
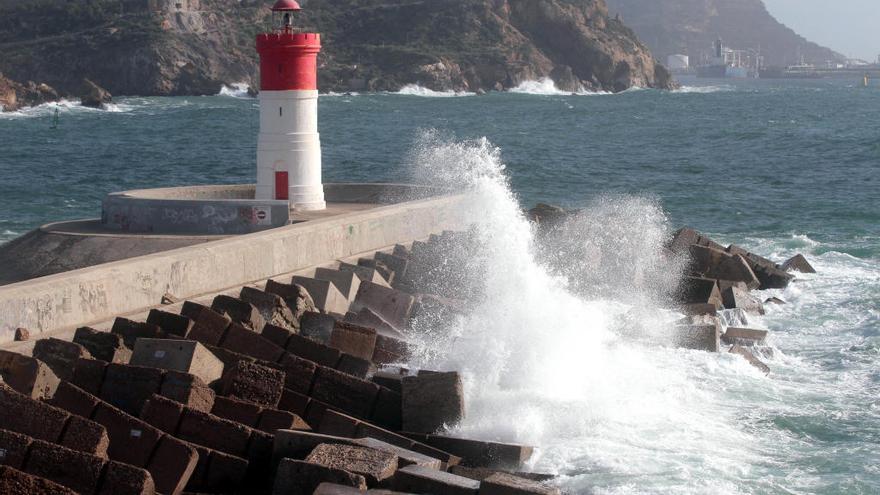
[0, 0, 675, 101]
[605, 0, 844, 67]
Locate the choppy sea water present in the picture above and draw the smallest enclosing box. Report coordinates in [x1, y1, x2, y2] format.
[1, 77, 879, 494]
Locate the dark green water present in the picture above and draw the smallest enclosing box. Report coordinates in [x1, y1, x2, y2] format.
[1, 77, 878, 494]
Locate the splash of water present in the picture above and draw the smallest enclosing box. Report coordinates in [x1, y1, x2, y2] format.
[400, 132, 769, 493]
[218, 83, 252, 98]
[396, 85, 475, 98]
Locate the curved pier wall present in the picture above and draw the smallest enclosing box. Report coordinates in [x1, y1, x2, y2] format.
[0, 191, 470, 344]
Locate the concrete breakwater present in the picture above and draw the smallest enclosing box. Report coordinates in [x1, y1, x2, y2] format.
[0, 197, 815, 494]
[0, 230, 558, 495]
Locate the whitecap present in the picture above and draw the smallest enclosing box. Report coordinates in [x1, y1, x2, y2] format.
[218, 83, 252, 98]
[674, 85, 733, 94]
[395, 84, 475, 97]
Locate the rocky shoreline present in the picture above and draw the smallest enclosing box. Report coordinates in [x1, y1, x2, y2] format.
[0, 0, 676, 107]
[0, 74, 113, 112]
[0, 212, 811, 493]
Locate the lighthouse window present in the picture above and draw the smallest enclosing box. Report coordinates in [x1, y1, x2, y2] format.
[279, 107, 283, 117]
[278, 64, 283, 74]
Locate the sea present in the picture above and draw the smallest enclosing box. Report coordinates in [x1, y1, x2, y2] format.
[1, 76, 878, 494]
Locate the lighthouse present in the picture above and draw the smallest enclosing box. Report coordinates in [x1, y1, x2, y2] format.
[256, 0, 325, 210]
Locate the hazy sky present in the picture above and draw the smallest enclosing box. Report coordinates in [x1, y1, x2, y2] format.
[763, 0, 879, 61]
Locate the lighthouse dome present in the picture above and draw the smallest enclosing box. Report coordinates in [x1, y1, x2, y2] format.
[271, 0, 301, 11]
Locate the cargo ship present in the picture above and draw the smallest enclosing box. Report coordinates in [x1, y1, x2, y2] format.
[696, 38, 756, 79]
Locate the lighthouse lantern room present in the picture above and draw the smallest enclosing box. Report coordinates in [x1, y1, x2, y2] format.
[256, 0, 325, 210]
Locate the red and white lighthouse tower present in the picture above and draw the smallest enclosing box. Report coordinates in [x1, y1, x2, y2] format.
[256, 0, 325, 210]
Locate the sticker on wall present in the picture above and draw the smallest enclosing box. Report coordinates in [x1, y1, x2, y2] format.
[253, 207, 272, 226]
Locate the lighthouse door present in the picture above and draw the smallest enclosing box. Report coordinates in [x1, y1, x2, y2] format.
[275, 172, 289, 200]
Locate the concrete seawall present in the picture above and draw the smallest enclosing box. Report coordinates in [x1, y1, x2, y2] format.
[0, 191, 471, 344]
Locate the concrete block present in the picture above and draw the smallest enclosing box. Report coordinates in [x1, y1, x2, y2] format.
[330, 321, 377, 361]
[147, 309, 194, 337]
[680, 303, 718, 316]
[300, 311, 339, 341]
[141, 393, 185, 434]
[408, 434, 531, 470]
[244, 429, 275, 488]
[286, 332, 342, 368]
[279, 388, 311, 418]
[721, 286, 765, 315]
[145, 435, 199, 495]
[25, 439, 105, 495]
[272, 430, 353, 464]
[212, 396, 262, 427]
[449, 466, 555, 483]
[352, 282, 415, 331]
[292, 276, 351, 315]
[371, 386, 402, 431]
[0, 350, 59, 399]
[313, 483, 368, 495]
[258, 408, 310, 434]
[781, 253, 816, 274]
[263, 323, 295, 348]
[241, 286, 298, 330]
[100, 363, 164, 416]
[49, 381, 101, 422]
[111, 318, 167, 348]
[212, 295, 265, 331]
[730, 345, 771, 375]
[32, 338, 92, 381]
[723, 327, 769, 346]
[677, 277, 723, 309]
[273, 459, 367, 495]
[312, 366, 380, 418]
[375, 251, 409, 284]
[74, 327, 131, 363]
[221, 322, 285, 363]
[347, 307, 403, 337]
[357, 258, 394, 285]
[353, 437, 442, 470]
[0, 465, 78, 495]
[131, 339, 224, 385]
[306, 443, 398, 487]
[180, 301, 231, 346]
[318, 409, 361, 438]
[177, 409, 252, 457]
[337, 353, 372, 379]
[204, 449, 249, 491]
[0, 428, 32, 469]
[315, 268, 362, 301]
[98, 461, 156, 495]
[373, 334, 410, 365]
[93, 401, 164, 467]
[674, 322, 722, 352]
[264, 279, 319, 321]
[393, 465, 479, 495]
[72, 357, 108, 396]
[480, 472, 561, 495]
[160, 370, 215, 412]
[222, 360, 285, 407]
[60, 415, 110, 457]
[0, 384, 69, 442]
[339, 261, 392, 288]
[372, 371, 404, 393]
[277, 352, 318, 394]
[402, 372, 464, 433]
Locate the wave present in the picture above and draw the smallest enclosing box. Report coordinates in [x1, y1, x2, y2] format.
[395, 85, 475, 98]
[674, 85, 734, 94]
[218, 83, 252, 98]
[509, 78, 612, 96]
[321, 91, 361, 97]
[0, 99, 135, 119]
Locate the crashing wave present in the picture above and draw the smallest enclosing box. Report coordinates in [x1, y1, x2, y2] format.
[395, 85, 475, 97]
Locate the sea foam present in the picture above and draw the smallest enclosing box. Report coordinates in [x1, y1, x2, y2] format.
[395, 85, 475, 97]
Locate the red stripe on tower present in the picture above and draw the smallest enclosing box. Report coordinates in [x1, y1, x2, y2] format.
[256, 32, 321, 91]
